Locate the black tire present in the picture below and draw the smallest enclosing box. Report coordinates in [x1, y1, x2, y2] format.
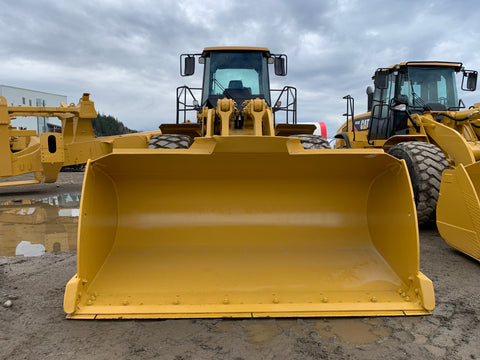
[388, 142, 448, 226]
[290, 134, 331, 149]
[148, 134, 193, 149]
[61, 164, 86, 172]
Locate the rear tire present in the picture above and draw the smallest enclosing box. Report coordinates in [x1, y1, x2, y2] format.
[388, 142, 448, 226]
[290, 134, 331, 149]
[61, 164, 86, 172]
[148, 134, 193, 149]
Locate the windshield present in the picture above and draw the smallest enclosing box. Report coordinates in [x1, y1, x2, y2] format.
[201, 51, 271, 106]
[398, 66, 459, 110]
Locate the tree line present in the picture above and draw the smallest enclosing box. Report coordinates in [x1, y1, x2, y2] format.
[91, 113, 137, 136]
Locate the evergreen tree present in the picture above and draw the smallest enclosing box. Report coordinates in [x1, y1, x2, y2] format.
[91, 113, 137, 136]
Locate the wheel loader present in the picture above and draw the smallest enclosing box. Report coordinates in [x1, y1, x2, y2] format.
[334, 61, 480, 261]
[63, 47, 434, 319]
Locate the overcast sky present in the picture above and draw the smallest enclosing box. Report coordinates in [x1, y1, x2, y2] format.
[1, 0, 479, 136]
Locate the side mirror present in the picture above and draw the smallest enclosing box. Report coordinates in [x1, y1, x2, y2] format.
[366, 86, 374, 112]
[181, 55, 195, 77]
[462, 70, 477, 91]
[274, 55, 287, 76]
[374, 69, 388, 90]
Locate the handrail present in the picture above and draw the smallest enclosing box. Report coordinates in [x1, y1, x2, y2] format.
[271, 86, 297, 125]
[176, 86, 201, 124]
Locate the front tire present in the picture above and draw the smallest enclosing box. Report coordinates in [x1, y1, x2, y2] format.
[388, 142, 448, 225]
[290, 134, 331, 149]
[148, 134, 193, 149]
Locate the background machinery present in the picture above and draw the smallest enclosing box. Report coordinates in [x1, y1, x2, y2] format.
[63, 47, 435, 319]
[335, 61, 480, 261]
[0, 94, 162, 187]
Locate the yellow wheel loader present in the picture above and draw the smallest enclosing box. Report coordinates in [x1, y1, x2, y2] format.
[63, 47, 434, 319]
[0, 94, 162, 187]
[335, 61, 480, 261]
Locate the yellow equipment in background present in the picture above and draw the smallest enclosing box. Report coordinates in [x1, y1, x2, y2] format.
[63, 47, 435, 319]
[335, 62, 480, 261]
[437, 160, 480, 261]
[0, 94, 162, 187]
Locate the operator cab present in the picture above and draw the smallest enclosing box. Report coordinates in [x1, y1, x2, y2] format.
[176, 47, 295, 134]
[200, 48, 272, 109]
[181, 47, 287, 110]
[368, 62, 477, 140]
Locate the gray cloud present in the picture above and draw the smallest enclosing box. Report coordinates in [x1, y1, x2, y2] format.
[1, 0, 479, 136]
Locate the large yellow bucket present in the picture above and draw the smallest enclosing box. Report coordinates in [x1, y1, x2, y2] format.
[437, 162, 480, 261]
[64, 136, 434, 319]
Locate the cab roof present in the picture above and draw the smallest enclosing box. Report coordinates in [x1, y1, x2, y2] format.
[202, 47, 271, 57]
[203, 46, 270, 52]
[391, 61, 462, 69]
[373, 61, 463, 78]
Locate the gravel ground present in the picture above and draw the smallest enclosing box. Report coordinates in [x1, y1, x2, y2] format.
[0, 172, 479, 360]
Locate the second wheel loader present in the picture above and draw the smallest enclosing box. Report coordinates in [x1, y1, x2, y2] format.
[63, 47, 434, 319]
[335, 61, 480, 261]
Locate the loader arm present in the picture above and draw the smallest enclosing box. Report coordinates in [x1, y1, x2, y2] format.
[419, 114, 477, 166]
[425, 111, 480, 262]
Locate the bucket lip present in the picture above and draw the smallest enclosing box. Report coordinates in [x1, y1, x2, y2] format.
[65, 300, 433, 319]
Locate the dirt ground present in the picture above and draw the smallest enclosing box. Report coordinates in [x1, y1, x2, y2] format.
[0, 173, 479, 360]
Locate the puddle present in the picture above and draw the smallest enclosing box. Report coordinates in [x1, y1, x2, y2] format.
[243, 319, 282, 345]
[0, 193, 80, 257]
[310, 318, 392, 344]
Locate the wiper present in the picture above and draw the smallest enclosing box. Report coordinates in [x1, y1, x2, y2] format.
[413, 93, 431, 110]
[409, 81, 431, 111]
[212, 78, 233, 100]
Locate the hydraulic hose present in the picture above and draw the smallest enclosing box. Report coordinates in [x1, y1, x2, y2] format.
[436, 110, 479, 122]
